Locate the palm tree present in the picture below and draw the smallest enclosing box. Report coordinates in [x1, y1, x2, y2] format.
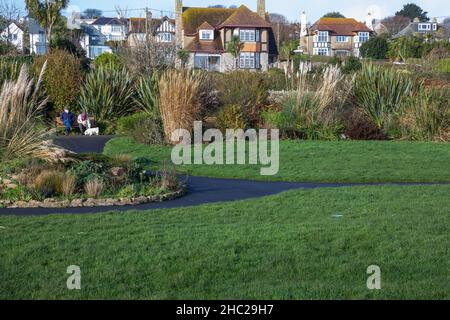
[226, 35, 242, 69]
[25, 0, 68, 50]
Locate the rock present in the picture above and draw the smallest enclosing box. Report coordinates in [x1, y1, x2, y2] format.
[83, 198, 96, 207]
[71, 199, 84, 207]
[110, 167, 125, 177]
[43, 198, 56, 203]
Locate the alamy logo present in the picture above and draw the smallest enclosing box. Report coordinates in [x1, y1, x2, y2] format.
[171, 121, 280, 176]
[367, 265, 381, 290]
[66, 265, 81, 290]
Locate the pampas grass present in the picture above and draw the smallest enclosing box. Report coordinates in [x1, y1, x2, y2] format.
[0, 63, 71, 162]
[158, 70, 204, 143]
[84, 178, 104, 198]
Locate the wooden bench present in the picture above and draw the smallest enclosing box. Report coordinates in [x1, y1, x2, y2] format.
[55, 114, 96, 135]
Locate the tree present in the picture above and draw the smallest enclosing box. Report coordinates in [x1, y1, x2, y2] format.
[322, 12, 346, 18]
[360, 36, 389, 59]
[177, 49, 190, 69]
[25, 0, 69, 50]
[395, 3, 429, 22]
[82, 8, 102, 19]
[270, 13, 297, 45]
[226, 35, 242, 68]
[381, 16, 411, 36]
[388, 36, 424, 62]
[0, 0, 20, 45]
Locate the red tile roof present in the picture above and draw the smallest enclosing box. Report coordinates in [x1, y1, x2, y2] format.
[218, 5, 272, 29]
[185, 35, 224, 53]
[311, 18, 372, 36]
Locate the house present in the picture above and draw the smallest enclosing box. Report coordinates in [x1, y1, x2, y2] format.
[175, 0, 278, 72]
[392, 18, 443, 41]
[80, 24, 112, 59]
[27, 17, 47, 55]
[91, 17, 128, 42]
[299, 16, 373, 57]
[0, 21, 25, 52]
[128, 16, 176, 46]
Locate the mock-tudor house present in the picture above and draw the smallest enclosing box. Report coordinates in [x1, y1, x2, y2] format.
[0, 21, 25, 52]
[299, 17, 373, 57]
[175, 0, 278, 72]
[128, 16, 176, 46]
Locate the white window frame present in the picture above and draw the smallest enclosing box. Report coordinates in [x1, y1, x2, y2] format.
[358, 32, 369, 43]
[111, 25, 122, 33]
[418, 23, 431, 31]
[336, 35, 348, 42]
[200, 30, 214, 40]
[240, 29, 256, 42]
[239, 52, 258, 69]
[432, 23, 437, 31]
[313, 47, 329, 56]
[317, 31, 329, 42]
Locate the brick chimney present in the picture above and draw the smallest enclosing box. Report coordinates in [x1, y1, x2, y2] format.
[257, 0, 266, 19]
[175, 0, 183, 48]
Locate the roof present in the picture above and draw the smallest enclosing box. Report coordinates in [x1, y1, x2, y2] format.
[393, 21, 439, 38]
[182, 5, 271, 35]
[92, 17, 128, 26]
[185, 34, 224, 53]
[219, 5, 272, 29]
[310, 18, 372, 36]
[128, 16, 175, 34]
[182, 7, 236, 35]
[198, 21, 215, 30]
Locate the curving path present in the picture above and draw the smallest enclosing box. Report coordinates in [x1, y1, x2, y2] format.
[0, 136, 445, 216]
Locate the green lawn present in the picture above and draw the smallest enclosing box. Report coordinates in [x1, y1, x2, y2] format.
[104, 137, 450, 183]
[1, 185, 449, 299]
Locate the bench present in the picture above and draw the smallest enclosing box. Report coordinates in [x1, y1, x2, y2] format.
[55, 114, 96, 135]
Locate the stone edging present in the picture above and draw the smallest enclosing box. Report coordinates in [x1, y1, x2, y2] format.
[0, 186, 186, 209]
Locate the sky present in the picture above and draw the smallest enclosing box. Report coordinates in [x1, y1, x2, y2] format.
[14, 0, 450, 22]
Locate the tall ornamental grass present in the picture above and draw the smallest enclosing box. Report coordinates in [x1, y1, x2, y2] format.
[158, 70, 204, 143]
[354, 64, 416, 129]
[0, 63, 67, 161]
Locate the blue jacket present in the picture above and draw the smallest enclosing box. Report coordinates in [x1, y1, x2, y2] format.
[61, 111, 75, 126]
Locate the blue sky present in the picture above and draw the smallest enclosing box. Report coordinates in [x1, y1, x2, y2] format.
[15, 0, 450, 22]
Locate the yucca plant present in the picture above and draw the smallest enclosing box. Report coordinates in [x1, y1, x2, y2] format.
[159, 70, 205, 143]
[133, 73, 159, 116]
[0, 62, 67, 161]
[354, 64, 416, 129]
[78, 66, 135, 126]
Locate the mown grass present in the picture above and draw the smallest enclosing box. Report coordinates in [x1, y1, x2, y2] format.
[104, 137, 450, 183]
[0, 185, 449, 299]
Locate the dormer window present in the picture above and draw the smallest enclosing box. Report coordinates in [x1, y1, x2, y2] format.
[418, 23, 431, 31]
[200, 30, 214, 40]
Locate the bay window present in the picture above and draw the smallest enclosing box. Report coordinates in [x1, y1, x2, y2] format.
[239, 52, 260, 69]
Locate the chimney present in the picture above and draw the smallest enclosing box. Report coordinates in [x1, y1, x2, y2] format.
[365, 12, 373, 30]
[257, 0, 266, 19]
[300, 11, 307, 37]
[175, 0, 183, 48]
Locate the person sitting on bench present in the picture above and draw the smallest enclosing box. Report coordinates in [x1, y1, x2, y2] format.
[60, 107, 75, 135]
[77, 112, 91, 134]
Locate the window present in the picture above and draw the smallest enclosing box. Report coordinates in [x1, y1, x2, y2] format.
[418, 23, 431, 31]
[240, 29, 256, 42]
[335, 50, 350, 57]
[358, 32, 369, 43]
[200, 30, 213, 40]
[336, 36, 348, 42]
[432, 23, 437, 31]
[110, 35, 123, 41]
[194, 54, 221, 71]
[158, 32, 173, 42]
[317, 31, 329, 42]
[239, 52, 260, 69]
[111, 25, 122, 33]
[313, 48, 329, 56]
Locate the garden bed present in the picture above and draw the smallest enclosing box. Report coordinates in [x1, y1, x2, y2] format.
[0, 153, 185, 209]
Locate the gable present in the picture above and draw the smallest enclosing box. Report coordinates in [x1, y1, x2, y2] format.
[182, 7, 236, 35]
[311, 18, 372, 36]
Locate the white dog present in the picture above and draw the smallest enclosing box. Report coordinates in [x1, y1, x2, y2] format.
[84, 127, 99, 136]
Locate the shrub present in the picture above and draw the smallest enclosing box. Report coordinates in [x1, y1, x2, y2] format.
[216, 104, 248, 133]
[399, 88, 450, 141]
[117, 184, 137, 198]
[93, 52, 124, 69]
[34, 170, 65, 197]
[388, 36, 424, 62]
[84, 178, 104, 198]
[159, 163, 181, 191]
[159, 70, 204, 143]
[360, 36, 389, 60]
[117, 112, 165, 145]
[215, 71, 269, 110]
[33, 49, 84, 112]
[354, 64, 416, 129]
[342, 57, 362, 74]
[78, 66, 135, 132]
[61, 173, 77, 197]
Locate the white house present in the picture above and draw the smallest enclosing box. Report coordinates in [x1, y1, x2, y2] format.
[79, 24, 112, 59]
[0, 21, 24, 52]
[128, 16, 176, 46]
[91, 17, 128, 42]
